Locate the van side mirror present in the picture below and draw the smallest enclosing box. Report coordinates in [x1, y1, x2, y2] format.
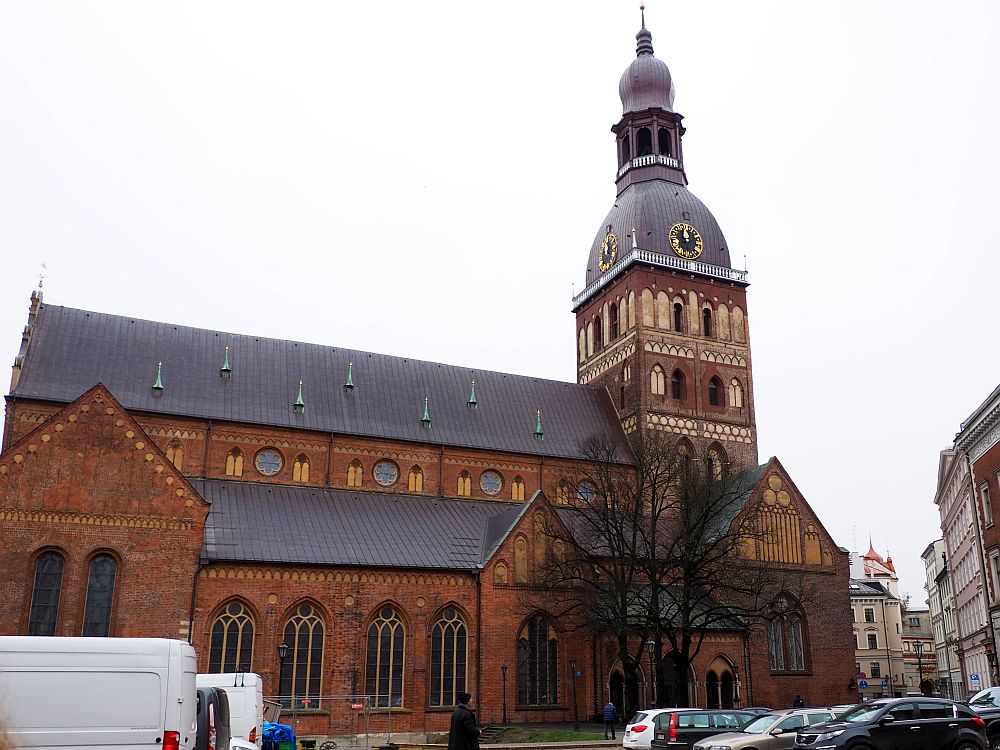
[880, 715, 896, 725]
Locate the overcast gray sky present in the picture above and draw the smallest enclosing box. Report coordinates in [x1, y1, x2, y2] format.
[2, 1, 998, 601]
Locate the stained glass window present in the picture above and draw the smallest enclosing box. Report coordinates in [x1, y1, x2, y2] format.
[27, 551, 64, 636]
[209, 601, 255, 672]
[430, 608, 467, 706]
[255, 448, 283, 476]
[81, 555, 117, 637]
[281, 603, 324, 708]
[366, 606, 405, 707]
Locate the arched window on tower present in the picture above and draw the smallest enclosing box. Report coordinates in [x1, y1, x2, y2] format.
[225, 448, 244, 477]
[637, 127, 653, 156]
[609, 303, 619, 340]
[650, 365, 665, 395]
[658, 128, 671, 156]
[673, 302, 683, 332]
[708, 377, 722, 407]
[671, 370, 685, 400]
[593, 315, 603, 351]
[702, 307, 713, 337]
[293, 454, 310, 483]
[621, 134, 631, 165]
[729, 378, 744, 408]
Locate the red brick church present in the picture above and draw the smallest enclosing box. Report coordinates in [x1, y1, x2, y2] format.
[0, 13, 854, 739]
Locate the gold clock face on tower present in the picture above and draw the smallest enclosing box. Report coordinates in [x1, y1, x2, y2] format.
[599, 232, 618, 272]
[668, 222, 704, 260]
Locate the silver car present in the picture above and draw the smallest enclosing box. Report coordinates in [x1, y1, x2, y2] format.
[692, 708, 836, 750]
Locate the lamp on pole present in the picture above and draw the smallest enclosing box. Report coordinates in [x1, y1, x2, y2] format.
[277, 641, 289, 709]
[645, 638, 657, 709]
[570, 659, 579, 732]
[913, 642, 925, 695]
[500, 665, 508, 725]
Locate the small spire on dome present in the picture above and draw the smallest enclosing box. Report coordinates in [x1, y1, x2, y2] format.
[640, 2, 646, 29]
[152, 361, 164, 391]
[636, 3, 654, 56]
[220, 346, 232, 378]
[421, 396, 431, 427]
[468, 378, 478, 408]
[293, 380, 305, 413]
[534, 409, 544, 440]
[344, 361, 355, 390]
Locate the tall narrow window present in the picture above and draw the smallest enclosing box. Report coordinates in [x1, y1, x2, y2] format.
[671, 370, 685, 400]
[348, 459, 363, 487]
[81, 554, 117, 637]
[166, 440, 183, 470]
[728, 379, 744, 408]
[512, 476, 525, 502]
[408, 466, 424, 492]
[292, 454, 310, 483]
[983, 485, 994, 527]
[622, 134, 631, 164]
[28, 551, 64, 636]
[457, 471, 471, 497]
[225, 448, 244, 477]
[209, 600, 255, 672]
[555, 482, 571, 505]
[767, 596, 808, 673]
[658, 127, 671, 156]
[430, 608, 467, 707]
[281, 603, 324, 708]
[517, 616, 559, 705]
[594, 316, 603, 351]
[673, 302, 683, 332]
[706, 446, 725, 481]
[651, 365, 666, 395]
[708, 377, 721, 406]
[366, 606, 405, 708]
[702, 308, 713, 337]
[637, 127, 652, 156]
[609, 304, 620, 339]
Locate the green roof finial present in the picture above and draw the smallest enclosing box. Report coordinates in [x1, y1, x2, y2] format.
[293, 380, 305, 413]
[152, 361, 164, 391]
[534, 408, 544, 440]
[468, 378, 478, 408]
[220, 345, 232, 378]
[344, 361, 354, 390]
[421, 396, 431, 426]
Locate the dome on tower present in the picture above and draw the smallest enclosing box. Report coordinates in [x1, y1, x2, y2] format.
[619, 23, 675, 113]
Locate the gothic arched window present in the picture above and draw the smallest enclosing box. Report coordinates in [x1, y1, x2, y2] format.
[430, 607, 468, 706]
[702, 307, 713, 337]
[609, 303, 620, 339]
[281, 603, 324, 708]
[517, 616, 559, 705]
[651, 365, 666, 395]
[768, 596, 808, 673]
[621, 134, 631, 165]
[408, 465, 424, 492]
[728, 378, 744, 408]
[457, 471, 471, 497]
[366, 606, 405, 707]
[673, 302, 683, 332]
[347, 459, 363, 487]
[225, 448, 244, 477]
[594, 315, 603, 351]
[81, 554, 117, 637]
[708, 377, 722, 406]
[637, 127, 653, 156]
[28, 551, 64, 636]
[209, 600, 255, 673]
[166, 440, 183, 470]
[292, 454, 310, 483]
[671, 370, 685, 400]
[512, 476, 525, 502]
[658, 127, 671, 156]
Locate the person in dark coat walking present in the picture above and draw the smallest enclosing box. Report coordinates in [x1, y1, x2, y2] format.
[603, 701, 619, 739]
[448, 692, 481, 750]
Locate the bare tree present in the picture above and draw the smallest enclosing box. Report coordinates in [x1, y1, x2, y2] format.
[533, 430, 811, 710]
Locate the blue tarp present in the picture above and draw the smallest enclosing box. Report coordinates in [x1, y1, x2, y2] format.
[262, 721, 295, 749]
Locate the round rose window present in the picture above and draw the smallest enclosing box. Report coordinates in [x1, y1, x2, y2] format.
[255, 448, 283, 476]
[480, 470, 503, 496]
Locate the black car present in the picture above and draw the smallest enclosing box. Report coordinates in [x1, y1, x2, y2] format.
[970, 704, 1000, 749]
[649, 709, 758, 750]
[794, 697, 986, 749]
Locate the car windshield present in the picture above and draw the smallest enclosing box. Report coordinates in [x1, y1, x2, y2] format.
[741, 714, 779, 734]
[839, 702, 890, 723]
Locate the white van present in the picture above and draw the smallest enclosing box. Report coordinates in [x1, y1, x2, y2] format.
[196, 673, 264, 748]
[0, 636, 197, 750]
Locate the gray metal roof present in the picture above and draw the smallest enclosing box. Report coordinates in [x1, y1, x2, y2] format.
[12, 304, 627, 460]
[196, 479, 521, 570]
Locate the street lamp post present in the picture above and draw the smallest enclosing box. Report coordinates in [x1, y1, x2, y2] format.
[570, 659, 579, 732]
[914, 642, 925, 695]
[500, 665, 508, 725]
[646, 638, 657, 709]
[277, 641, 289, 709]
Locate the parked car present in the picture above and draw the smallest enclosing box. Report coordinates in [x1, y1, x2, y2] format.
[649, 709, 757, 749]
[626, 709, 701, 749]
[970, 704, 1000, 749]
[793, 697, 986, 749]
[196, 686, 233, 750]
[690, 708, 836, 750]
[972, 687, 1000, 708]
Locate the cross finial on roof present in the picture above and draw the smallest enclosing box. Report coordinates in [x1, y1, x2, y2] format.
[344, 361, 355, 390]
[421, 396, 431, 426]
[152, 361, 164, 391]
[293, 380, 305, 413]
[220, 345, 232, 378]
[37, 261, 47, 290]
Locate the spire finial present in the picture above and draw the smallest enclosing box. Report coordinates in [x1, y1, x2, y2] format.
[640, 2, 646, 29]
[293, 379, 305, 413]
[37, 261, 47, 290]
[421, 396, 431, 426]
[468, 378, 478, 408]
[534, 408, 544, 440]
[344, 361, 355, 390]
[635, 4, 654, 56]
[220, 345, 232, 378]
[152, 361, 164, 391]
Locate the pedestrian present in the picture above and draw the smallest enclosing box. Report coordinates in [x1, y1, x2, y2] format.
[448, 691, 481, 750]
[792, 694, 804, 708]
[603, 700, 619, 739]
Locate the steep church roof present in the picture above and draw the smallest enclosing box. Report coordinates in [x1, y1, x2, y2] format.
[11, 304, 629, 460]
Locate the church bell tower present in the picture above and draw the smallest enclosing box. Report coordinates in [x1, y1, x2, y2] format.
[573, 11, 758, 472]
